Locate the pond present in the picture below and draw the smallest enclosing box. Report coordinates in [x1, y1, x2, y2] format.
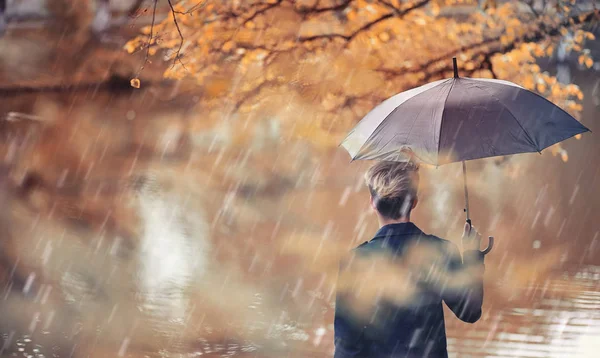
[0, 25, 599, 358]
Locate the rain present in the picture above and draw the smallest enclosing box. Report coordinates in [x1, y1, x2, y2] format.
[0, 0, 600, 357]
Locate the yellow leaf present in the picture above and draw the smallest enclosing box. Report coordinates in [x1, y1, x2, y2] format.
[141, 26, 153, 35]
[522, 76, 535, 90]
[577, 91, 584, 100]
[578, 55, 585, 65]
[537, 83, 546, 93]
[222, 41, 235, 52]
[575, 134, 582, 140]
[205, 77, 232, 97]
[130, 78, 141, 89]
[378, 32, 390, 42]
[560, 27, 569, 36]
[585, 58, 593, 68]
[586, 32, 596, 40]
[124, 41, 137, 54]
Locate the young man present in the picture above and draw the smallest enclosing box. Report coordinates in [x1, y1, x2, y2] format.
[334, 161, 485, 358]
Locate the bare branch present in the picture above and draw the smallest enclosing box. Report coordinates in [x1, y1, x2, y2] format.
[172, 1, 206, 15]
[167, 0, 188, 71]
[136, 0, 158, 77]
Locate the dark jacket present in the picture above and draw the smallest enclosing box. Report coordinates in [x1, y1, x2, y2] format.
[333, 222, 485, 358]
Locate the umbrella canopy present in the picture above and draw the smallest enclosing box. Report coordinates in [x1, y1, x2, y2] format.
[341, 75, 590, 166]
[341, 59, 591, 255]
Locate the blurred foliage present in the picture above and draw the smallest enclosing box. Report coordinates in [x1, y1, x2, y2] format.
[125, 0, 597, 160]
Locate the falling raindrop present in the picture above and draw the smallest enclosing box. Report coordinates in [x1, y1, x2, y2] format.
[118, 337, 130, 357]
[569, 184, 579, 205]
[23, 272, 36, 295]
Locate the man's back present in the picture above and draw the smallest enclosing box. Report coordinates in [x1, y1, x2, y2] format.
[334, 222, 484, 358]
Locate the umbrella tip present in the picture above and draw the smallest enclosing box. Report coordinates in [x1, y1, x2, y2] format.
[453, 57, 459, 78]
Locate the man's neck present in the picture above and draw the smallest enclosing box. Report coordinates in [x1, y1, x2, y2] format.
[378, 216, 411, 228]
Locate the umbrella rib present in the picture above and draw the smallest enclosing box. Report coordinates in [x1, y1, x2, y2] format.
[470, 81, 540, 152]
[353, 81, 450, 161]
[436, 79, 456, 167]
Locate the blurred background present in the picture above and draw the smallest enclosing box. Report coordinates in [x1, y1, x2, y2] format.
[0, 0, 599, 357]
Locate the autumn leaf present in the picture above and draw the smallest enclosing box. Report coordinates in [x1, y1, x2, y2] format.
[124, 40, 138, 54]
[536, 83, 546, 93]
[378, 32, 390, 43]
[130, 78, 141, 89]
[222, 41, 235, 52]
[123, 0, 590, 163]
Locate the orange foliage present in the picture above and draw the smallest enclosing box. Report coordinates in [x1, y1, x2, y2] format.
[125, 0, 595, 158]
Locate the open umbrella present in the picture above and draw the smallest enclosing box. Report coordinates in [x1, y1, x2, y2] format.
[341, 58, 590, 254]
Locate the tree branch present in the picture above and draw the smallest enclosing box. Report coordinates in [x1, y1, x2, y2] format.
[243, 0, 284, 24]
[377, 0, 403, 14]
[172, 1, 206, 15]
[167, 0, 188, 71]
[483, 55, 497, 79]
[524, 0, 539, 17]
[135, 0, 158, 77]
[299, 0, 430, 42]
[379, 9, 599, 81]
[127, 0, 146, 18]
[232, 79, 279, 112]
[296, 0, 352, 14]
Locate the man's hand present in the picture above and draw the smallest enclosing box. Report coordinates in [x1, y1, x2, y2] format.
[462, 222, 482, 252]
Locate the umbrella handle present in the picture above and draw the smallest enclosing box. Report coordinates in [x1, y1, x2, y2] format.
[466, 219, 494, 255]
[481, 236, 494, 255]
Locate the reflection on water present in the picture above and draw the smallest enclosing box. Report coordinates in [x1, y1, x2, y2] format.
[1, 27, 599, 358]
[447, 266, 600, 358]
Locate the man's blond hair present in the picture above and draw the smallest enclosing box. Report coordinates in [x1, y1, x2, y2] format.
[364, 161, 420, 219]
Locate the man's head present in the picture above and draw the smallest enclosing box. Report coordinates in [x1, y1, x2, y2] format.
[364, 161, 420, 221]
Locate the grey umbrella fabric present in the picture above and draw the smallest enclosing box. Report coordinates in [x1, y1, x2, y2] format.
[341, 77, 590, 166]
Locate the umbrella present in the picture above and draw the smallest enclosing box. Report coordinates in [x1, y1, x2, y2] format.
[341, 58, 591, 254]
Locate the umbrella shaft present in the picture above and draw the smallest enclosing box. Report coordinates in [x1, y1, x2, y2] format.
[462, 161, 470, 223]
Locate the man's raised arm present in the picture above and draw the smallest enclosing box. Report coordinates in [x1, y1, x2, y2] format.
[439, 223, 485, 323]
